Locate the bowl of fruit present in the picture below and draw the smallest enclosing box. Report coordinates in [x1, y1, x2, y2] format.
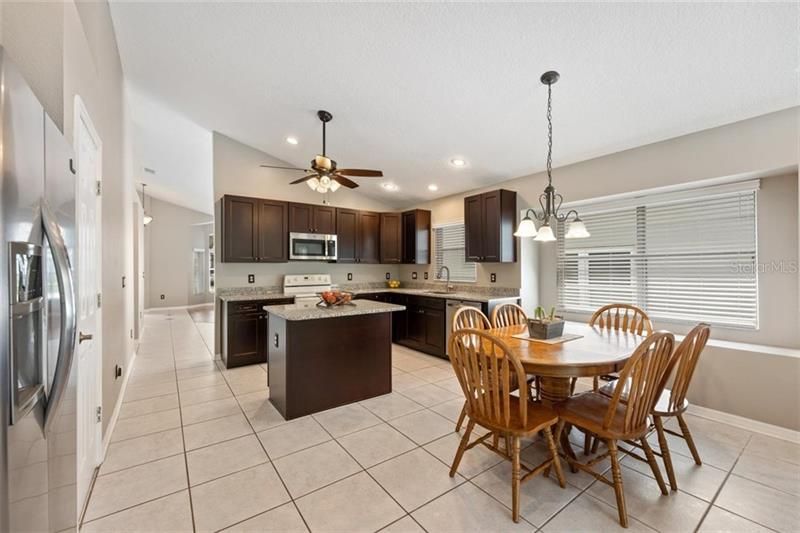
[317, 290, 354, 308]
[386, 279, 401, 289]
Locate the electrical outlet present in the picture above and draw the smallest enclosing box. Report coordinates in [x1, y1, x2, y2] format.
[347, 273, 353, 281]
[114, 365, 122, 379]
[423, 272, 429, 280]
[248, 274, 255, 284]
[490, 273, 497, 283]
[385, 272, 390, 280]
[412, 272, 418, 280]
[160, 294, 165, 300]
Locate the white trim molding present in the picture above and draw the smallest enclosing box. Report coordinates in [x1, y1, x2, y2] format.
[100, 350, 137, 459]
[688, 404, 800, 444]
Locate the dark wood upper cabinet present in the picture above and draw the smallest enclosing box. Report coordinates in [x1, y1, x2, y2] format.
[336, 208, 380, 263]
[357, 211, 381, 264]
[464, 189, 517, 263]
[336, 208, 358, 263]
[289, 203, 336, 234]
[288, 203, 313, 233]
[257, 199, 289, 262]
[314, 205, 336, 234]
[380, 213, 402, 264]
[221, 195, 287, 263]
[402, 209, 431, 264]
[222, 195, 259, 262]
[464, 194, 484, 262]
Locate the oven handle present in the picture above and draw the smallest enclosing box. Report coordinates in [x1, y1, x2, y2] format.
[42, 202, 77, 433]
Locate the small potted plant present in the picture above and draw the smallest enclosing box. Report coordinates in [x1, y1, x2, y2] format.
[527, 306, 565, 339]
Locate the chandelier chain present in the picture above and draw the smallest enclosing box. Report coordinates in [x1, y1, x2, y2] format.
[546, 82, 553, 186]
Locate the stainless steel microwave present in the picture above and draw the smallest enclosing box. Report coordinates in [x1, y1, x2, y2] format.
[289, 232, 337, 261]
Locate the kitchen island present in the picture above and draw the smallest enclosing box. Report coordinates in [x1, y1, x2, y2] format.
[265, 299, 405, 420]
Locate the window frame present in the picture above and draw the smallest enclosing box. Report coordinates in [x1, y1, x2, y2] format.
[433, 222, 477, 284]
[556, 181, 760, 330]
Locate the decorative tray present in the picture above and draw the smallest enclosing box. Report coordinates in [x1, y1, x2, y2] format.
[511, 332, 583, 344]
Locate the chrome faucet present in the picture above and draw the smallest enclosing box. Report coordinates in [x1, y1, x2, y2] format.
[437, 266, 454, 292]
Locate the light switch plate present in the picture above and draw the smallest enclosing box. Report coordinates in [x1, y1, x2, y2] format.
[385, 272, 390, 280]
[490, 273, 497, 283]
[412, 272, 418, 280]
[424, 272, 429, 280]
[347, 273, 353, 281]
[248, 274, 255, 284]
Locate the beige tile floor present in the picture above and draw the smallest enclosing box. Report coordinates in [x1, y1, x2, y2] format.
[82, 308, 800, 532]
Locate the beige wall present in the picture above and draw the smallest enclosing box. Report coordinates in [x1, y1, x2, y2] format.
[1, 0, 134, 436]
[144, 197, 213, 309]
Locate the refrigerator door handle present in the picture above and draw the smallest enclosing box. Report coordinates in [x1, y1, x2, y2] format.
[42, 202, 77, 432]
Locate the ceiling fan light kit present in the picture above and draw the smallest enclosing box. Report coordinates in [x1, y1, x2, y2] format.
[261, 110, 383, 196]
[514, 70, 590, 242]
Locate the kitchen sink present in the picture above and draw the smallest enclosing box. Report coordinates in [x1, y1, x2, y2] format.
[425, 290, 453, 295]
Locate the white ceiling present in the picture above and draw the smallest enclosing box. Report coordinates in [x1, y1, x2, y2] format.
[127, 84, 214, 214]
[110, 2, 799, 209]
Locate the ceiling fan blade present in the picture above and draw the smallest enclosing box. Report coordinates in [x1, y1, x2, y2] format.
[289, 174, 319, 185]
[260, 164, 308, 172]
[336, 168, 383, 177]
[332, 175, 359, 189]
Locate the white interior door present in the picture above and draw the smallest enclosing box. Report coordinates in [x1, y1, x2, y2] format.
[74, 96, 103, 514]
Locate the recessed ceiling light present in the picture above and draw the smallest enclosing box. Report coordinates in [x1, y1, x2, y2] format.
[381, 182, 398, 191]
[428, 184, 439, 192]
[286, 136, 298, 145]
[450, 158, 466, 167]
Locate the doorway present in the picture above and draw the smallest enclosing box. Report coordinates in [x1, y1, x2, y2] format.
[74, 95, 103, 515]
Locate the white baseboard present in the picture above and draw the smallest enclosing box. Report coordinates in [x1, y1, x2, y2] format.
[687, 404, 800, 444]
[100, 349, 137, 460]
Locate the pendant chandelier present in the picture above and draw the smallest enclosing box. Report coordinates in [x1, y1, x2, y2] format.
[514, 71, 589, 242]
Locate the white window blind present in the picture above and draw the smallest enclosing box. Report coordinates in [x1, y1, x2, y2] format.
[434, 223, 477, 283]
[557, 181, 759, 329]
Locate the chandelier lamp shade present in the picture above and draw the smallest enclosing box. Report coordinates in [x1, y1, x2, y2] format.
[514, 71, 589, 242]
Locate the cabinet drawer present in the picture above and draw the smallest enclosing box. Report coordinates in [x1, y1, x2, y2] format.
[229, 301, 262, 314]
[409, 296, 445, 311]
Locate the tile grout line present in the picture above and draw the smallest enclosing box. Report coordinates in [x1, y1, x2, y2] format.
[691, 433, 781, 533]
[170, 310, 199, 533]
[221, 345, 314, 533]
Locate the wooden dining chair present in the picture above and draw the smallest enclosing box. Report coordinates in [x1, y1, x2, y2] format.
[650, 323, 710, 490]
[555, 332, 676, 528]
[452, 307, 492, 432]
[448, 329, 566, 523]
[491, 303, 544, 401]
[592, 324, 711, 484]
[491, 303, 528, 328]
[583, 303, 654, 453]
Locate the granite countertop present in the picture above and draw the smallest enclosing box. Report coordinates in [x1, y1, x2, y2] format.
[346, 287, 519, 303]
[263, 300, 405, 321]
[218, 292, 292, 303]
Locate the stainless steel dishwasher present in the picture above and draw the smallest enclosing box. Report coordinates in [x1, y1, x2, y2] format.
[445, 299, 483, 355]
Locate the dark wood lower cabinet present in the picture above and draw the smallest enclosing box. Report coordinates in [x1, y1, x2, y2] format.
[268, 312, 392, 419]
[356, 293, 446, 358]
[222, 298, 293, 368]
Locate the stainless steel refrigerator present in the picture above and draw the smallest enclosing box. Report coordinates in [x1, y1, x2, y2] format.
[1, 47, 79, 532]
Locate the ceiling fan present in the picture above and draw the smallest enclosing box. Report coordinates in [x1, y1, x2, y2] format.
[260, 110, 383, 193]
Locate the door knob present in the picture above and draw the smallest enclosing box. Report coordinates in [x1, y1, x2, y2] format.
[79, 331, 93, 343]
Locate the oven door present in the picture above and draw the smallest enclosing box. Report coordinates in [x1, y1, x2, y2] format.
[290, 233, 332, 260]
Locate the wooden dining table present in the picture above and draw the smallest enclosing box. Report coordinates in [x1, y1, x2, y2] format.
[487, 322, 648, 407]
[485, 322, 648, 466]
